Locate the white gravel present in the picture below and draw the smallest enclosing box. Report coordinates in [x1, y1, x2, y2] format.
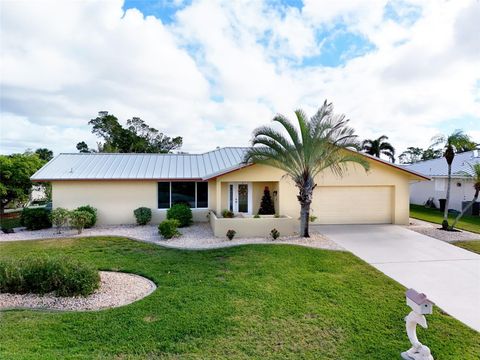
[0, 223, 343, 251]
[0, 271, 156, 311]
[406, 218, 480, 242]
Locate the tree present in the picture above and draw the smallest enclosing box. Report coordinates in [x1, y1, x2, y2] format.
[35, 148, 54, 162]
[258, 186, 275, 215]
[244, 100, 369, 237]
[78, 112, 182, 153]
[449, 163, 480, 230]
[361, 135, 396, 162]
[0, 153, 44, 217]
[399, 147, 423, 164]
[421, 147, 443, 161]
[431, 130, 474, 230]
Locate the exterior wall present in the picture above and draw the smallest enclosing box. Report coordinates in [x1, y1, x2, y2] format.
[209, 211, 296, 237]
[215, 160, 419, 225]
[410, 177, 476, 211]
[52, 180, 209, 225]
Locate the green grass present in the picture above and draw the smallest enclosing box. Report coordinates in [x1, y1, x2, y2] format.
[453, 240, 480, 255]
[0, 237, 478, 359]
[410, 204, 480, 234]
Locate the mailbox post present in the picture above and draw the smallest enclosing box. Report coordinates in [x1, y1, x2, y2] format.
[401, 289, 435, 360]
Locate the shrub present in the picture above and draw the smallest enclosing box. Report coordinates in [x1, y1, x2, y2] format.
[167, 203, 192, 227]
[0, 255, 100, 297]
[134, 207, 152, 225]
[50, 208, 70, 233]
[254, 214, 260, 218]
[270, 228, 280, 240]
[309, 215, 317, 222]
[21, 207, 52, 230]
[226, 229, 236, 240]
[158, 219, 180, 239]
[69, 210, 93, 234]
[258, 186, 275, 215]
[222, 209, 234, 218]
[75, 205, 97, 228]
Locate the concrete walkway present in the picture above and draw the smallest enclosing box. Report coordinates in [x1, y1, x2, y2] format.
[314, 224, 480, 332]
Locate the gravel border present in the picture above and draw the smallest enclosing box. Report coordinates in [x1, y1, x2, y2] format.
[406, 218, 480, 242]
[0, 271, 156, 311]
[0, 223, 343, 251]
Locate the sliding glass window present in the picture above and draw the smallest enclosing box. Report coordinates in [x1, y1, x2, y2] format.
[158, 181, 208, 209]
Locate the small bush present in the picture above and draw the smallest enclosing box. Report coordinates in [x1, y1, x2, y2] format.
[50, 208, 70, 233]
[69, 210, 93, 234]
[21, 207, 52, 230]
[75, 205, 97, 228]
[270, 228, 280, 240]
[254, 214, 260, 218]
[226, 229, 236, 240]
[0, 255, 100, 297]
[158, 219, 180, 239]
[134, 207, 152, 225]
[222, 209, 234, 218]
[167, 203, 192, 227]
[309, 215, 317, 222]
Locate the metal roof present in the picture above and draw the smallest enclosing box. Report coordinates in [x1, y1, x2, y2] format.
[31, 146, 429, 181]
[403, 150, 480, 178]
[31, 147, 249, 181]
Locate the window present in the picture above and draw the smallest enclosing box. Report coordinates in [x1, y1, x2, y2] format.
[172, 182, 195, 207]
[196, 182, 208, 208]
[158, 181, 208, 209]
[158, 182, 170, 209]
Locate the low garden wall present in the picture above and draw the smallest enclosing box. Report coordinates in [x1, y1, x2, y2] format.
[209, 212, 297, 238]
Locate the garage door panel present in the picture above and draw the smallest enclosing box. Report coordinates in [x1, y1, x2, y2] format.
[313, 186, 393, 224]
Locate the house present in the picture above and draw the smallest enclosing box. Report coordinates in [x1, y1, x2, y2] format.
[31, 147, 428, 237]
[404, 150, 480, 213]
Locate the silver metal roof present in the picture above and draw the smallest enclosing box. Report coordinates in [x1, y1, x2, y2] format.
[404, 150, 480, 178]
[31, 147, 249, 181]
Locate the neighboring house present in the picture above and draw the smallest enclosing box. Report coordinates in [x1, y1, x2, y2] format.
[31, 147, 427, 236]
[404, 150, 480, 212]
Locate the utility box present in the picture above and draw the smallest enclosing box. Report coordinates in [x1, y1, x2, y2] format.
[462, 201, 474, 216]
[406, 289, 434, 315]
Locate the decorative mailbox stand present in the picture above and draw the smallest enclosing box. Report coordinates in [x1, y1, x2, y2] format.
[401, 289, 435, 360]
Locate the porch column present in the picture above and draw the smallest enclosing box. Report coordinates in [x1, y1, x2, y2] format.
[216, 179, 222, 214]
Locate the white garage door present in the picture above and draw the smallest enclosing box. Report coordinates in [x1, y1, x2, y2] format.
[313, 186, 393, 224]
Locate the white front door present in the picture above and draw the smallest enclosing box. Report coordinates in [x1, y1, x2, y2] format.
[228, 183, 252, 214]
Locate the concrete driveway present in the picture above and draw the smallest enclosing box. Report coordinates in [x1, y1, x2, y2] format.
[314, 224, 480, 332]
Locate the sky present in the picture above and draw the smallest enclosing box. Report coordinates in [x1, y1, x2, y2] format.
[1, 0, 479, 159]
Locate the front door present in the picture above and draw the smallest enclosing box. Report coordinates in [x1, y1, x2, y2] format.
[229, 183, 252, 214]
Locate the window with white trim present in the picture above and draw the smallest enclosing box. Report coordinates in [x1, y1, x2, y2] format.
[158, 182, 208, 209]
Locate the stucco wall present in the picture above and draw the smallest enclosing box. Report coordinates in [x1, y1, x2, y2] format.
[52, 180, 209, 225]
[410, 178, 476, 211]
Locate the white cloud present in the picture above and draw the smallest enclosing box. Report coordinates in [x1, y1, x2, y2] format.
[0, 0, 479, 158]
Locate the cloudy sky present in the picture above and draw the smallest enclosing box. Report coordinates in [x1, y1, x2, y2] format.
[1, 0, 479, 158]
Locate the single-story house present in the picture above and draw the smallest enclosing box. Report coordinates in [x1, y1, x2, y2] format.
[31, 147, 428, 237]
[404, 150, 480, 213]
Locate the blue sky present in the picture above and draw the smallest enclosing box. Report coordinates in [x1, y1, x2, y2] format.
[1, 0, 479, 157]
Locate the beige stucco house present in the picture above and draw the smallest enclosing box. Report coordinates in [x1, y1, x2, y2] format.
[31, 147, 428, 237]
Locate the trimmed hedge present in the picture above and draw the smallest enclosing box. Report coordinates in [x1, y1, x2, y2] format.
[0, 255, 100, 297]
[134, 207, 152, 225]
[75, 205, 97, 228]
[167, 203, 192, 227]
[158, 219, 180, 239]
[21, 208, 52, 230]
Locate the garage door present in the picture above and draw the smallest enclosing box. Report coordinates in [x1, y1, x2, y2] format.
[313, 186, 393, 224]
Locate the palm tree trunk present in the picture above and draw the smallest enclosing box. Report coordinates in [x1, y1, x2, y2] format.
[450, 190, 479, 230]
[300, 201, 310, 237]
[442, 164, 452, 230]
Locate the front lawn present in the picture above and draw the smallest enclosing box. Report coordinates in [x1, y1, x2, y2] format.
[453, 240, 480, 255]
[0, 237, 478, 359]
[410, 204, 480, 234]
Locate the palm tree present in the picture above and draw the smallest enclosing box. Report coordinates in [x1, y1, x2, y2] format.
[450, 163, 480, 230]
[244, 100, 370, 237]
[361, 135, 396, 162]
[431, 130, 474, 230]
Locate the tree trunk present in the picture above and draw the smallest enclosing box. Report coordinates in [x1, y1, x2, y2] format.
[442, 163, 452, 230]
[300, 201, 310, 238]
[450, 190, 479, 230]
